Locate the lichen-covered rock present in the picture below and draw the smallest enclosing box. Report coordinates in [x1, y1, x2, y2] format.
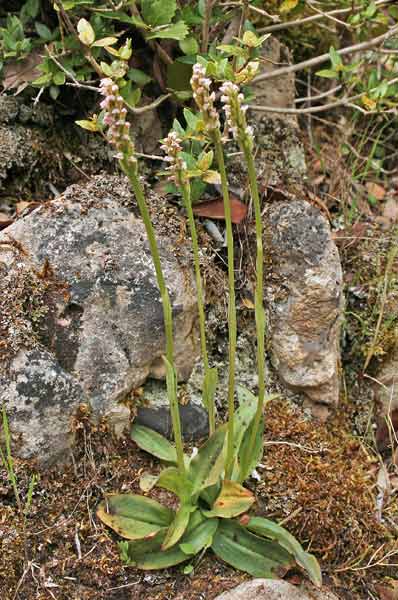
[215, 580, 340, 600]
[0, 175, 201, 462]
[266, 200, 343, 415]
[250, 38, 307, 189]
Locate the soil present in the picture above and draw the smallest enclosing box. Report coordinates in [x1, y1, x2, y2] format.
[1, 398, 397, 600]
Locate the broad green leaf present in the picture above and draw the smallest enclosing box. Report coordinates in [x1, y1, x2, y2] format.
[238, 414, 264, 482]
[180, 515, 218, 555]
[217, 44, 247, 58]
[35, 22, 53, 41]
[203, 480, 254, 518]
[243, 516, 322, 587]
[157, 466, 193, 502]
[77, 18, 95, 46]
[147, 21, 188, 41]
[128, 68, 152, 86]
[119, 529, 165, 564]
[53, 71, 66, 86]
[92, 37, 118, 47]
[141, 0, 177, 27]
[316, 69, 338, 79]
[131, 545, 189, 569]
[212, 520, 293, 578]
[188, 428, 226, 494]
[162, 504, 195, 550]
[179, 36, 199, 55]
[242, 31, 260, 48]
[97, 493, 174, 540]
[24, 0, 40, 18]
[131, 424, 178, 463]
[183, 107, 200, 130]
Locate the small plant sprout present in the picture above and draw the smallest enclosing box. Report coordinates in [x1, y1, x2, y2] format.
[191, 63, 237, 480]
[99, 77, 186, 475]
[161, 131, 218, 434]
[220, 80, 266, 482]
[87, 76, 321, 588]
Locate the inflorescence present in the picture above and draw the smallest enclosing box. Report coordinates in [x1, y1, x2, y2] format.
[190, 63, 220, 131]
[160, 131, 188, 184]
[99, 78, 136, 163]
[220, 81, 253, 148]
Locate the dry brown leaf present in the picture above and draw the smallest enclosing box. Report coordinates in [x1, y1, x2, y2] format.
[375, 579, 398, 600]
[2, 48, 43, 91]
[192, 195, 248, 224]
[383, 197, 398, 222]
[366, 181, 386, 201]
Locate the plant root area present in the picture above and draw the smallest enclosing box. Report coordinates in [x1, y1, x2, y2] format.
[1, 400, 397, 600]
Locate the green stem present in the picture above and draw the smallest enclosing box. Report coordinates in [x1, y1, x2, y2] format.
[212, 131, 237, 480]
[121, 159, 186, 475]
[180, 179, 216, 435]
[240, 143, 266, 480]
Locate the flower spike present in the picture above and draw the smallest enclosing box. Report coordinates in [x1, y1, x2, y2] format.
[99, 78, 136, 164]
[190, 63, 220, 131]
[160, 131, 188, 184]
[220, 81, 253, 150]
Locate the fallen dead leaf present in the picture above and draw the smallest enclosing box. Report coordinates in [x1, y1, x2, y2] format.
[2, 48, 43, 92]
[366, 181, 386, 201]
[375, 579, 398, 600]
[383, 197, 398, 222]
[0, 212, 13, 229]
[192, 195, 248, 224]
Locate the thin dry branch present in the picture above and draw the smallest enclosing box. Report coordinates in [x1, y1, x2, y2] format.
[258, 0, 393, 34]
[253, 23, 398, 84]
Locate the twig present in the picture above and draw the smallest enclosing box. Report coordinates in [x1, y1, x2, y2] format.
[258, 0, 393, 34]
[202, 0, 214, 53]
[53, 0, 102, 76]
[253, 23, 398, 84]
[264, 441, 329, 454]
[249, 77, 398, 114]
[46, 47, 99, 92]
[307, 0, 354, 29]
[295, 84, 342, 104]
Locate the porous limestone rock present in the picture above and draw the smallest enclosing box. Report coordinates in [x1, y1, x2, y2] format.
[266, 200, 343, 415]
[215, 579, 340, 600]
[0, 175, 201, 462]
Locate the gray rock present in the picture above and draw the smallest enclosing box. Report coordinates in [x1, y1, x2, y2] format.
[266, 200, 343, 414]
[215, 580, 340, 600]
[0, 175, 202, 462]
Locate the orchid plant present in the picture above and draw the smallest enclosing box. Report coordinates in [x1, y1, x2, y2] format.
[90, 67, 322, 586]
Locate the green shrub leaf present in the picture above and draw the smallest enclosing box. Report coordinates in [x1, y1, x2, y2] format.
[141, 0, 177, 27]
